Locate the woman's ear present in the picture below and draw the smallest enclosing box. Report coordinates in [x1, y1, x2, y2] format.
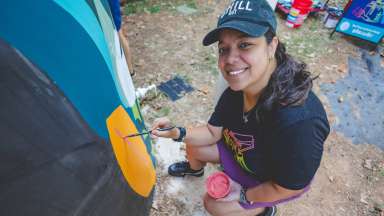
[268, 36, 279, 59]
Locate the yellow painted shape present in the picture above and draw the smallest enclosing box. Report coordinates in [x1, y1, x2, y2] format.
[106, 105, 156, 197]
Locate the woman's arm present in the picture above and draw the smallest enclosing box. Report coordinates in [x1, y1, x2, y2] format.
[151, 117, 222, 147]
[183, 124, 223, 146]
[245, 181, 304, 203]
[218, 179, 304, 204]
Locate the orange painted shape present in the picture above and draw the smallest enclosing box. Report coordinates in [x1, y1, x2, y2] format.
[106, 105, 155, 197]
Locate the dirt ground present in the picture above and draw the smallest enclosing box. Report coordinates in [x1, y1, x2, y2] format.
[122, 1, 384, 215]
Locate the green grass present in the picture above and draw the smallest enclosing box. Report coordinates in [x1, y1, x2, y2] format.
[185, 0, 197, 9]
[179, 74, 192, 83]
[282, 19, 338, 62]
[205, 53, 219, 75]
[155, 106, 171, 117]
[124, 0, 148, 15]
[123, 0, 197, 15]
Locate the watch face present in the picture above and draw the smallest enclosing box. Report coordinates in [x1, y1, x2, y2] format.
[179, 127, 186, 141]
[239, 187, 248, 204]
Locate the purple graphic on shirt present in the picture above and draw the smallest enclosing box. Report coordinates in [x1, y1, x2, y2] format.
[222, 129, 255, 173]
[230, 131, 255, 153]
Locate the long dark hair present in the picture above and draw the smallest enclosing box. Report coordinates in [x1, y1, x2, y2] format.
[256, 29, 313, 120]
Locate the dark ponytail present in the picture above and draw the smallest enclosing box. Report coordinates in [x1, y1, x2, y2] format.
[255, 29, 313, 120]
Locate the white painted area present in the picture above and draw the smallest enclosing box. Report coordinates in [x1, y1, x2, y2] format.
[153, 138, 220, 215]
[94, 0, 136, 107]
[113, 31, 136, 107]
[164, 176, 207, 215]
[154, 138, 185, 169]
[136, 84, 157, 99]
[165, 178, 186, 194]
[192, 211, 209, 216]
[164, 166, 218, 215]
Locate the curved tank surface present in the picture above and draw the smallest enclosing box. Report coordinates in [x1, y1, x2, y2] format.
[0, 1, 155, 215]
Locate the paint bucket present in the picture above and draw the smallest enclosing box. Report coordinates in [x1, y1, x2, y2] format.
[286, 0, 313, 28]
[206, 172, 231, 199]
[323, 7, 342, 28]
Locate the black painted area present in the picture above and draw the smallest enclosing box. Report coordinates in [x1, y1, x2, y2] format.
[0, 39, 152, 216]
[321, 49, 384, 149]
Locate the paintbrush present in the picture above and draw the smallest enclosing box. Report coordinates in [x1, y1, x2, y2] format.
[115, 126, 176, 138]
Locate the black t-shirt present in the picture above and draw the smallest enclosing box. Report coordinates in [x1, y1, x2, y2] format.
[209, 88, 330, 190]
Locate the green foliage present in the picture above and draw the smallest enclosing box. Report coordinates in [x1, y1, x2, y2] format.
[380, 169, 384, 177]
[179, 74, 192, 83]
[282, 17, 340, 62]
[148, 5, 161, 13]
[155, 106, 171, 117]
[124, 0, 148, 15]
[185, 0, 197, 9]
[205, 53, 219, 75]
[123, 0, 197, 15]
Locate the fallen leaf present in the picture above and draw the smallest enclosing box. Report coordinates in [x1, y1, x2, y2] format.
[360, 193, 369, 205]
[337, 63, 348, 73]
[363, 159, 373, 170]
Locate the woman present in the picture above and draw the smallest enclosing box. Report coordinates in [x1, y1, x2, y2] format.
[151, 0, 330, 215]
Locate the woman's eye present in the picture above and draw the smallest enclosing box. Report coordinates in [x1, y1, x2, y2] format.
[239, 43, 250, 49]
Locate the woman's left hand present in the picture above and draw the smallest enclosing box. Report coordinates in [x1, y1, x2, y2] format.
[216, 178, 242, 202]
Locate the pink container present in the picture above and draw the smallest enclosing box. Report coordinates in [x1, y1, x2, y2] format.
[286, 0, 313, 28]
[205, 172, 231, 199]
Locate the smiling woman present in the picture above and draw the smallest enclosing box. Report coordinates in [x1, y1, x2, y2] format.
[217, 29, 277, 96]
[151, 0, 330, 215]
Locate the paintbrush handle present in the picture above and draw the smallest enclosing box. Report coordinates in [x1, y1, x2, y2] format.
[125, 126, 175, 138]
[156, 126, 176, 132]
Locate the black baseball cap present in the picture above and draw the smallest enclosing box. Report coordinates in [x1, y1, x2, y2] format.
[203, 0, 277, 46]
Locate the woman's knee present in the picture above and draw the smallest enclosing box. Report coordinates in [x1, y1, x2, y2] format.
[186, 144, 198, 157]
[203, 194, 227, 216]
[186, 143, 220, 163]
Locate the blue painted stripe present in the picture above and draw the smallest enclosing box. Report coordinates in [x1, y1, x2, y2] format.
[53, 0, 114, 74]
[0, 0, 121, 138]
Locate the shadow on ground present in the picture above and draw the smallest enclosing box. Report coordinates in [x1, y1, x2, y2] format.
[321, 49, 384, 149]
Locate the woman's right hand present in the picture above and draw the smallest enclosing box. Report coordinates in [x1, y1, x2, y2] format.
[150, 117, 179, 139]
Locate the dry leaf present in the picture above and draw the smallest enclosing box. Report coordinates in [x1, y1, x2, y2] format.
[337, 63, 348, 73]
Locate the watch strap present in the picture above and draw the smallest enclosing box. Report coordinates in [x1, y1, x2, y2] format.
[239, 187, 253, 205]
[172, 127, 186, 142]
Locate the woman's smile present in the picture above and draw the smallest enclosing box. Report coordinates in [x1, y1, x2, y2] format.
[227, 67, 249, 76]
[218, 29, 276, 93]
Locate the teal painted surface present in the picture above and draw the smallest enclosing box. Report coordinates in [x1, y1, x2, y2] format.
[53, 0, 114, 73]
[56, 0, 132, 108]
[0, 0, 120, 138]
[0, 0, 154, 160]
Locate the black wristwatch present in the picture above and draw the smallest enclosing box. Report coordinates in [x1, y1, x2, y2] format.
[172, 127, 186, 142]
[239, 187, 253, 205]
